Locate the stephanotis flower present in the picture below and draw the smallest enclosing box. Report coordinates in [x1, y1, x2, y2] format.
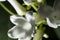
[8, 11, 35, 40]
[38, 0, 60, 28]
[7, 0, 35, 40]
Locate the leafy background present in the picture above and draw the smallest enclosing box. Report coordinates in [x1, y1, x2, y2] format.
[0, 0, 60, 40]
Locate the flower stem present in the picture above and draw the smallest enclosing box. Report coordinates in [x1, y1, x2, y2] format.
[33, 23, 46, 40]
[0, 2, 15, 15]
[31, 4, 38, 11]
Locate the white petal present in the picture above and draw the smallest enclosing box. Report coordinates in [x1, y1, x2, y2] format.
[25, 11, 35, 26]
[8, 20, 33, 39]
[7, 0, 25, 15]
[8, 26, 26, 39]
[46, 18, 58, 28]
[23, 22, 32, 30]
[18, 36, 31, 40]
[10, 15, 26, 25]
[25, 11, 35, 22]
[49, 11, 60, 27]
[24, 36, 31, 40]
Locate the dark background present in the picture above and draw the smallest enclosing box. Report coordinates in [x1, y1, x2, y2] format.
[0, 0, 60, 40]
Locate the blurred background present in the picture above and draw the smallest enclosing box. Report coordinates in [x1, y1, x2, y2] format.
[0, 0, 60, 40]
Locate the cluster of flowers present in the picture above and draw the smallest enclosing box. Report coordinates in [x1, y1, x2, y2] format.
[7, 0, 60, 40]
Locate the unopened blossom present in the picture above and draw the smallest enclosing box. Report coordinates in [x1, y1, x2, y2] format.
[38, 0, 60, 28]
[7, 0, 26, 15]
[8, 11, 35, 40]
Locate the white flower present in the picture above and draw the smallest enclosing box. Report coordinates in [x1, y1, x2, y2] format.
[38, 0, 60, 28]
[8, 11, 35, 40]
[23, 0, 36, 5]
[46, 18, 58, 28]
[7, 0, 26, 15]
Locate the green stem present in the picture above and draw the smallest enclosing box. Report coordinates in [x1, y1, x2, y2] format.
[33, 25, 46, 40]
[31, 4, 38, 11]
[0, 2, 15, 15]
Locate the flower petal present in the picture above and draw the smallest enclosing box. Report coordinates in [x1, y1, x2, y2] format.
[18, 36, 31, 40]
[10, 15, 27, 25]
[25, 11, 35, 22]
[53, 0, 60, 10]
[46, 18, 58, 28]
[38, 4, 54, 18]
[8, 26, 26, 39]
[25, 11, 35, 27]
[22, 22, 32, 30]
[48, 11, 60, 28]
[8, 19, 34, 39]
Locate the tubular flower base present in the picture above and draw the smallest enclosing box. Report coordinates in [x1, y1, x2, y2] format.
[7, 11, 35, 40]
[7, 0, 26, 15]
